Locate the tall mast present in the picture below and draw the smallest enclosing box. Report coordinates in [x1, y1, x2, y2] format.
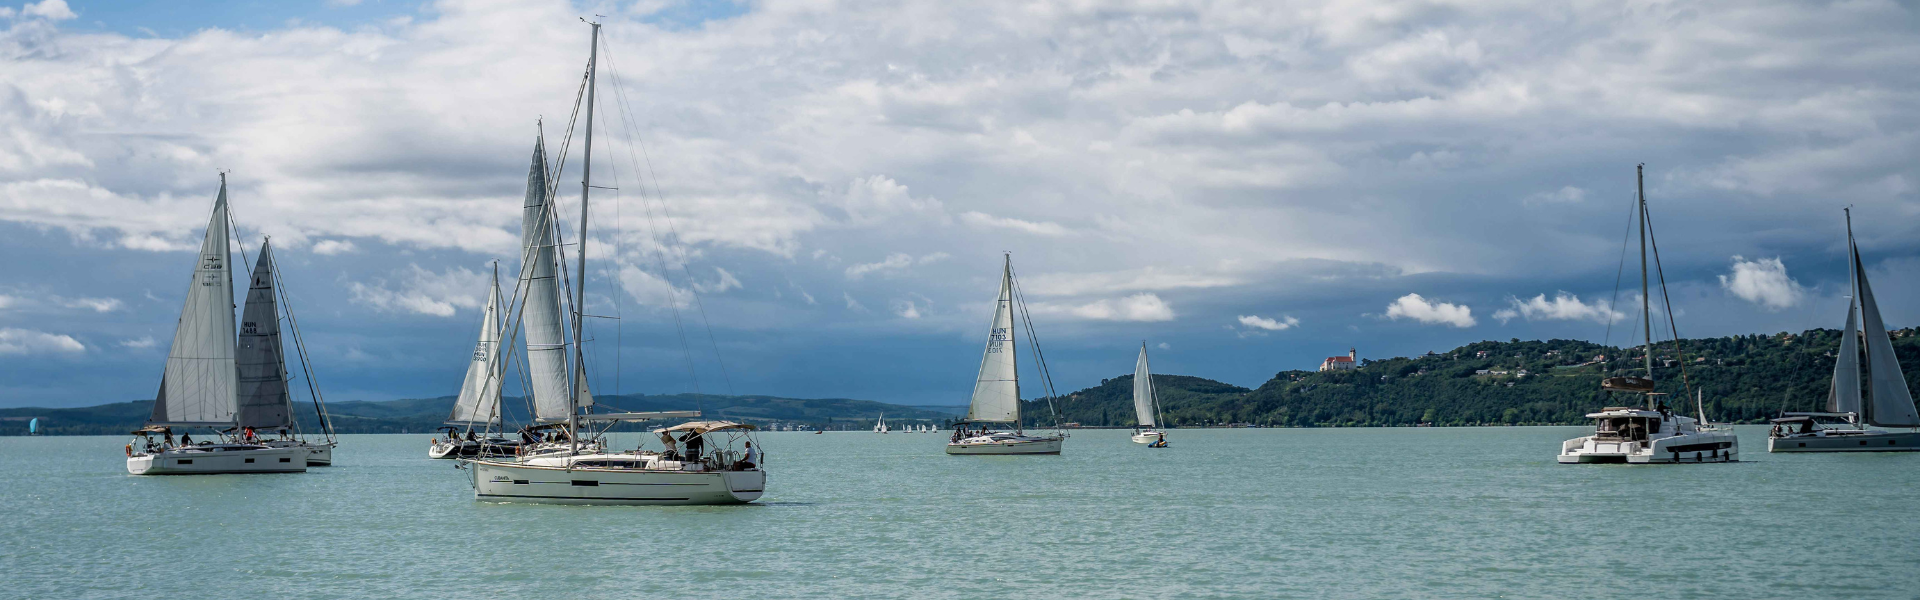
[1637, 164, 1653, 409]
[1006, 253, 1020, 433]
[570, 20, 600, 454]
[1845, 207, 1866, 422]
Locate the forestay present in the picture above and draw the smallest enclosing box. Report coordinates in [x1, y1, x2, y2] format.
[966, 258, 1020, 423]
[234, 241, 295, 430]
[1133, 345, 1156, 428]
[448, 270, 503, 425]
[151, 180, 238, 427]
[518, 138, 583, 422]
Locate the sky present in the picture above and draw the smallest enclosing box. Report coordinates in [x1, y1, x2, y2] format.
[3, 0, 1919, 409]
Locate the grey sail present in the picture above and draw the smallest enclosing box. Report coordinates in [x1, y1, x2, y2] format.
[1852, 240, 1919, 427]
[518, 137, 578, 422]
[966, 257, 1020, 423]
[448, 270, 504, 425]
[1826, 301, 1862, 415]
[234, 241, 295, 430]
[1133, 345, 1156, 428]
[150, 179, 238, 426]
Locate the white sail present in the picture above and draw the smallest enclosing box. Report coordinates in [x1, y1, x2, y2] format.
[1827, 299, 1862, 415]
[1852, 237, 1919, 427]
[234, 241, 294, 430]
[1133, 344, 1156, 428]
[966, 257, 1020, 423]
[449, 270, 504, 425]
[151, 179, 238, 427]
[518, 137, 577, 422]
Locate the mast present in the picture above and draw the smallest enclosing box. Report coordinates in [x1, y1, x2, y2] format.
[1006, 254, 1021, 433]
[570, 19, 601, 455]
[1848, 207, 1863, 423]
[1637, 164, 1654, 410]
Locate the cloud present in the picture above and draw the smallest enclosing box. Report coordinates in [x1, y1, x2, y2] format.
[1523, 186, 1586, 206]
[844, 252, 948, 280]
[1022, 267, 1239, 297]
[892, 299, 922, 319]
[311, 239, 357, 255]
[1234, 314, 1300, 338]
[59, 297, 122, 312]
[0, 294, 15, 310]
[958, 211, 1072, 237]
[1492, 292, 1623, 325]
[835, 176, 945, 227]
[20, 0, 75, 21]
[1385, 293, 1476, 328]
[118, 336, 157, 349]
[617, 265, 692, 310]
[1156, 342, 1169, 350]
[0, 328, 85, 354]
[347, 264, 490, 317]
[693, 267, 742, 294]
[1031, 293, 1176, 322]
[843, 292, 868, 313]
[1718, 256, 1804, 311]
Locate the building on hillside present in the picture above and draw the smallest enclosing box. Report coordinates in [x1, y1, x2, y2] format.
[1319, 348, 1357, 372]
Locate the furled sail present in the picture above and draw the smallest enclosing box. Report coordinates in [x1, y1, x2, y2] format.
[1133, 344, 1156, 428]
[150, 179, 239, 426]
[966, 257, 1020, 423]
[234, 241, 295, 430]
[518, 137, 578, 422]
[448, 270, 504, 425]
[1827, 299, 1862, 415]
[1852, 238, 1919, 427]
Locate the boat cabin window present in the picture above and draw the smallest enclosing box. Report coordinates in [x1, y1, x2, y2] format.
[1596, 417, 1654, 441]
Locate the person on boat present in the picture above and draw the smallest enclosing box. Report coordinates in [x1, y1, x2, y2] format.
[163, 432, 175, 447]
[181, 432, 194, 446]
[242, 427, 256, 442]
[659, 431, 680, 460]
[465, 430, 477, 442]
[682, 432, 705, 462]
[734, 442, 759, 470]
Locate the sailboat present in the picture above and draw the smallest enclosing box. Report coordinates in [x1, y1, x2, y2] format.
[239, 239, 338, 466]
[873, 414, 889, 434]
[28, 418, 39, 435]
[1769, 209, 1920, 452]
[1129, 343, 1168, 446]
[429, 266, 525, 459]
[1558, 165, 1738, 464]
[127, 176, 307, 475]
[463, 21, 764, 505]
[946, 254, 1068, 455]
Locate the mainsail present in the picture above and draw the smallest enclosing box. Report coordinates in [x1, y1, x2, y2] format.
[1133, 344, 1157, 428]
[234, 241, 295, 430]
[518, 137, 581, 422]
[1851, 231, 1919, 427]
[966, 257, 1020, 423]
[1826, 301, 1862, 415]
[448, 269, 504, 425]
[151, 178, 239, 427]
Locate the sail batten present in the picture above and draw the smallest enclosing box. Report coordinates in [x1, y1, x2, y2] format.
[518, 138, 577, 422]
[150, 180, 238, 427]
[966, 258, 1020, 423]
[1133, 345, 1156, 428]
[1853, 238, 1919, 427]
[234, 242, 295, 430]
[448, 270, 503, 425]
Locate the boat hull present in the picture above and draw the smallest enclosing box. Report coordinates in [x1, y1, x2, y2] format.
[467, 460, 764, 505]
[428, 439, 523, 460]
[1130, 431, 1164, 444]
[1557, 431, 1739, 464]
[945, 436, 1064, 455]
[260, 440, 334, 466]
[127, 445, 308, 475]
[1769, 430, 1920, 452]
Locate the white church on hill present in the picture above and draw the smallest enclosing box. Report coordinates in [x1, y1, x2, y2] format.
[1319, 348, 1357, 372]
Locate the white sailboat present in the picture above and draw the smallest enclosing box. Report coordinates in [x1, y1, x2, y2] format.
[1558, 165, 1738, 464]
[873, 414, 889, 434]
[127, 176, 307, 475]
[430, 266, 526, 459]
[238, 239, 338, 465]
[1769, 209, 1920, 452]
[946, 254, 1068, 455]
[1129, 343, 1169, 446]
[464, 21, 763, 505]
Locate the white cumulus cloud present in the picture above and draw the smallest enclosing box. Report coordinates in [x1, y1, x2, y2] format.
[311, 239, 357, 255]
[348, 264, 491, 317]
[1719, 256, 1803, 311]
[1032, 293, 1175, 322]
[119, 336, 157, 349]
[0, 327, 85, 355]
[1492, 292, 1623, 324]
[60, 297, 122, 312]
[1385, 293, 1476, 328]
[20, 0, 75, 21]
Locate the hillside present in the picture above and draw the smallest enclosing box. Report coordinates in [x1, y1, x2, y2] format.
[0, 392, 960, 436]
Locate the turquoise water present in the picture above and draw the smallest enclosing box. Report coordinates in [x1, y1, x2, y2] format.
[3, 426, 1917, 599]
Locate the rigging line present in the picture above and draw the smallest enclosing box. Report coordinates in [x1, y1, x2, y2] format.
[1640, 197, 1696, 405]
[1007, 263, 1064, 429]
[601, 40, 735, 398]
[1602, 188, 1636, 353]
[268, 247, 335, 442]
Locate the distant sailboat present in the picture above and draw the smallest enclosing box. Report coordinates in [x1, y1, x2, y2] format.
[1769, 209, 1920, 452]
[429, 266, 525, 459]
[127, 175, 307, 475]
[873, 414, 889, 434]
[28, 418, 39, 435]
[1130, 343, 1168, 446]
[946, 254, 1068, 455]
[1558, 165, 1738, 464]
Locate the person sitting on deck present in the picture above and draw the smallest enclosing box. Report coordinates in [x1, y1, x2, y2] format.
[465, 430, 477, 442]
[734, 442, 759, 470]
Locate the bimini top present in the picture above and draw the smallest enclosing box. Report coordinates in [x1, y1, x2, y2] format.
[655, 421, 756, 435]
[1585, 408, 1664, 419]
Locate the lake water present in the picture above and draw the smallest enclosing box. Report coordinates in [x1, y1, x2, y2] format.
[3, 426, 1917, 599]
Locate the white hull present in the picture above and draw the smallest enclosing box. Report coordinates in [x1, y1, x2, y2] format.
[467, 457, 764, 505]
[1558, 430, 1739, 464]
[1130, 431, 1164, 444]
[1769, 429, 1920, 452]
[127, 444, 308, 475]
[945, 434, 1064, 455]
[259, 439, 333, 466]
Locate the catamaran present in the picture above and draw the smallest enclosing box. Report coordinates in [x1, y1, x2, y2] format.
[462, 21, 764, 504]
[1558, 165, 1738, 464]
[1769, 209, 1920, 452]
[1129, 342, 1168, 446]
[128, 176, 334, 474]
[946, 254, 1068, 455]
[429, 266, 526, 459]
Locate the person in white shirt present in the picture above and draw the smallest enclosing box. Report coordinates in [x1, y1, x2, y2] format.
[735, 441, 760, 470]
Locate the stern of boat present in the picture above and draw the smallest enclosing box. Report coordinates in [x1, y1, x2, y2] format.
[723, 469, 766, 503]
